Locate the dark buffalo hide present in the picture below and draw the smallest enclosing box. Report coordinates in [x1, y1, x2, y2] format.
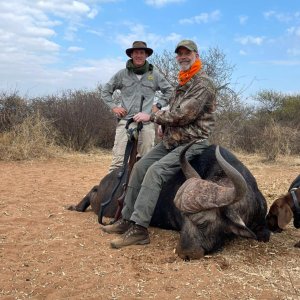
[68, 144, 270, 259]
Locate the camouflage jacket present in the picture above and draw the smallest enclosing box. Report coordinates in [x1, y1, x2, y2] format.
[150, 71, 216, 149]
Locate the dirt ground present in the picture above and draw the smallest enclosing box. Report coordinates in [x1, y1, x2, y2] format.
[1, 150, 300, 300]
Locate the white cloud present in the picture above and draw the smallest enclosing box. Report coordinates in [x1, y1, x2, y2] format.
[114, 23, 182, 53]
[235, 35, 265, 46]
[287, 48, 300, 56]
[179, 10, 221, 25]
[263, 10, 275, 19]
[115, 23, 149, 49]
[251, 59, 300, 66]
[87, 8, 98, 19]
[0, 0, 99, 57]
[239, 15, 248, 25]
[87, 29, 103, 37]
[239, 50, 247, 56]
[0, 0, 118, 97]
[36, 0, 95, 19]
[287, 26, 300, 37]
[64, 25, 79, 41]
[67, 46, 84, 52]
[263, 10, 300, 22]
[0, 57, 125, 97]
[42, 57, 124, 90]
[145, 0, 185, 8]
[165, 33, 182, 42]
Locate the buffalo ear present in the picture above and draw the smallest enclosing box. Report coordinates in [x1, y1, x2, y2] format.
[277, 203, 293, 229]
[224, 208, 257, 239]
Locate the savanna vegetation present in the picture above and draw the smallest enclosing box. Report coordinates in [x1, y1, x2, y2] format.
[0, 47, 299, 161]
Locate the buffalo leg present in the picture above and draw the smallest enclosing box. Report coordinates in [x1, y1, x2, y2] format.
[67, 185, 98, 212]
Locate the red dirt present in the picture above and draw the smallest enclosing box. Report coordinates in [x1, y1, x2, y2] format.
[1, 151, 300, 299]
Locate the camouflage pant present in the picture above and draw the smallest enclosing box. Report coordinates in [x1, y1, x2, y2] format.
[109, 120, 155, 172]
[121, 140, 209, 228]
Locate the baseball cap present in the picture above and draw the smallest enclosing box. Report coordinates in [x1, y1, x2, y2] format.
[175, 40, 198, 53]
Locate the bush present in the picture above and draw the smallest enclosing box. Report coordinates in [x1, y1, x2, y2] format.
[0, 86, 299, 162]
[31, 89, 116, 151]
[0, 91, 30, 132]
[0, 113, 58, 160]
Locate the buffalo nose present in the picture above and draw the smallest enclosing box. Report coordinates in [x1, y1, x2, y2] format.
[175, 244, 205, 260]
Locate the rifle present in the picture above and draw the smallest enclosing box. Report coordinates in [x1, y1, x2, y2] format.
[110, 95, 144, 223]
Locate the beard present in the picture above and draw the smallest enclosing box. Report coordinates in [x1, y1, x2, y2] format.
[178, 56, 196, 71]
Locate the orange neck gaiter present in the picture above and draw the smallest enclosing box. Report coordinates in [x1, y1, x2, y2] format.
[178, 58, 202, 86]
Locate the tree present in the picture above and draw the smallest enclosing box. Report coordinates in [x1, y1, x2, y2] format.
[0, 90, 29, 132]
[149, 50, 178, 87]
[252, 89, 285, 113]
[150, 46, 238, 111]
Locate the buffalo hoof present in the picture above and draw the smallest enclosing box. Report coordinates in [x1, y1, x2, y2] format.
[66, 205, 78, 211]
[294, 241, 300, 248]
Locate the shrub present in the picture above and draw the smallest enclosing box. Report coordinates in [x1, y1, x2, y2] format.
[31, 89, 116, 151]
[0, 91, 30, 132]
[0, 113, 58, 160]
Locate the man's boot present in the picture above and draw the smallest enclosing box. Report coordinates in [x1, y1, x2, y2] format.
[110, 224, 150, 249]
[101, 219, 132, 234]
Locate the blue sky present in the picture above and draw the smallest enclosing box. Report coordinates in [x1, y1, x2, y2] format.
[1, 0, 300, 101]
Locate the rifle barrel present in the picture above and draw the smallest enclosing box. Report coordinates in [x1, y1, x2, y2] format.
[139, 95, 145, 112]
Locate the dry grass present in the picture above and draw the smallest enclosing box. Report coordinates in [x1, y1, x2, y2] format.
[0, 114, 60, 161]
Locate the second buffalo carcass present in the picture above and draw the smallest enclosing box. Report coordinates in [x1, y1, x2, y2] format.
[68, 143, 270, 259]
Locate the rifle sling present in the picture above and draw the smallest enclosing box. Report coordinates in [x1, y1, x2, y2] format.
[112, 138, 138, 223]
[99, 96, 144, 225]
[98, 138, 134, 224]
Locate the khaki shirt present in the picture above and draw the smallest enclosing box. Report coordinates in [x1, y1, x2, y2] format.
[151, 71, 217, 149]
[102, 67, 173, 120]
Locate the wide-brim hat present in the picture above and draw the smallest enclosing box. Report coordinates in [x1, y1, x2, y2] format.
[126, 41, 153, 57]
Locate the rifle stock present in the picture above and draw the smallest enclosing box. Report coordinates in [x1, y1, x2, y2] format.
[113, 184, 127, 222]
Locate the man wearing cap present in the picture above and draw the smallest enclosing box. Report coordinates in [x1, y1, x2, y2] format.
[102, 41, 173, 172]
[102, 40, 217, 248]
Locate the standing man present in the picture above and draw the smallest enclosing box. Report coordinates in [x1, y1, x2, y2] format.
[102, 41, 173, 172]
[102, 40, 217, 248]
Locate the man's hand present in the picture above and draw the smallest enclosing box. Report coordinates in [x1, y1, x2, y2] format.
[133, 112, 151, 123]
[152, 104, 159, 113]
[112, 107, 127, 118]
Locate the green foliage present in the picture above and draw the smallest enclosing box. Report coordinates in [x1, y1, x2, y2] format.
[273, 96, 300, 125]
[254, 90, 300, 125]
[253, 89, 285, 112]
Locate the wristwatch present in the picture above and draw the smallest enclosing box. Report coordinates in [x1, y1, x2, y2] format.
[155, 103, 162, 110]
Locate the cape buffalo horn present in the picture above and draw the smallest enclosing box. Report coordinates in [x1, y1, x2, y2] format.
[174, 144, 248, 213]
[215, 145, 247, 204]
[180, 140, 201, 179]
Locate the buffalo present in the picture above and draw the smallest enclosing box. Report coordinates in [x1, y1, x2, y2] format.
[68, 143, 270, 259]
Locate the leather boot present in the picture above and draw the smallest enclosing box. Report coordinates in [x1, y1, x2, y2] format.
[101, 219, 132, 234]
[110, 224, 150, 249]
